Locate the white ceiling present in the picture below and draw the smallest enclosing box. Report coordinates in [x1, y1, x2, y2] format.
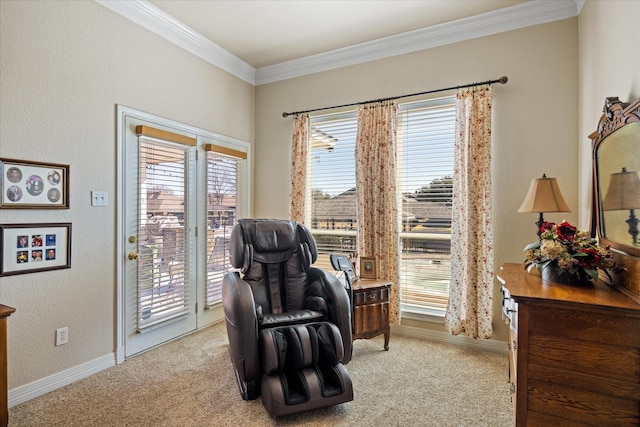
[97, 0, 583, 85]
[147, 0, 528, 68]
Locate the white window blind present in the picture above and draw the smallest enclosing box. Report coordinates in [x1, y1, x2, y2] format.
[397, 98, 455, 315]
[309, 113, 358, 269]
[137, 138, 194, 330]
[205, 146, 244, 306]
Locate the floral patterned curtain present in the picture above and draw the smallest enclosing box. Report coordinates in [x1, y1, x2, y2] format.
[289, 113, 309, 223]
[355, 100, 401, 324]
[444, 85, 494, 339]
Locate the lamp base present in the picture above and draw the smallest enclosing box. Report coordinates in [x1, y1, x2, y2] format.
[627, 209, 638, 245]
[535, 212, 545, 238]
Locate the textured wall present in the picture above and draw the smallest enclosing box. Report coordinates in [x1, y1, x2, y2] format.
[577, 0, 640, 229]
[0, 0, 254, 389]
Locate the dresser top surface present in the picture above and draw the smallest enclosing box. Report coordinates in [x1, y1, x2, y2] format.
[498, 263, 640, 312]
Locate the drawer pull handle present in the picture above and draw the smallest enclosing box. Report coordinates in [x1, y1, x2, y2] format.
[506, 308, 516, 314]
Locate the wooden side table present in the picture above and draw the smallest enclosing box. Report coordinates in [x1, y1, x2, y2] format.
[351, 279, 390, 350]
[1, 305, 15, 427]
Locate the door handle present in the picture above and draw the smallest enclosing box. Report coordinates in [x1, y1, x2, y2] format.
[128, 251, 139, 260]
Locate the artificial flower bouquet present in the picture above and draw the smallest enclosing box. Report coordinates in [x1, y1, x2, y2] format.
[524, 221, 614, 282]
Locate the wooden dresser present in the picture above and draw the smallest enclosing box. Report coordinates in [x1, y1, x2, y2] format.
[351, 279, 390, 350]
[1, 304, 15, 427]
[497, 263, 640, 426]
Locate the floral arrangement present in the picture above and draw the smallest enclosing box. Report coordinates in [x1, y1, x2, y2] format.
[524, 221, 614, 281]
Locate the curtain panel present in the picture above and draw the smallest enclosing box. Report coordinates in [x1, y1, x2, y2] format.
[355, 100, 401, 324]
[289, 113, 309, 223]
[445, 85, 494, 339]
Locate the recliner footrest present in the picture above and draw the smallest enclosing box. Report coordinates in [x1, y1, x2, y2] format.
[259, 322, 353, 417]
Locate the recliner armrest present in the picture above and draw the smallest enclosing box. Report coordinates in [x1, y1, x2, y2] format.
[306, 268, 353, 363]
[222, 272, 259, 330]
[222, 271, 260, 393]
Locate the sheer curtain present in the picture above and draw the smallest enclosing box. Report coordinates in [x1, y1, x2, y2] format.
[444, 85, 494, 339]
[355, 100, 401, 323]
[289, 113, 309, 223]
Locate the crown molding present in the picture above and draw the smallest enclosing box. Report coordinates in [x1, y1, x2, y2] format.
[96, 0, 256, 84]
[256, 0, 580, 85]
[96, 0, 579, 87]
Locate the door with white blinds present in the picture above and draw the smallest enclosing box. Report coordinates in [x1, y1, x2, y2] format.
[204, 144, 246, 307]
[123, 119, 197, 357]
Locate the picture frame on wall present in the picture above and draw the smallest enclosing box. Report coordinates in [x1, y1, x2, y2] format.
[360, 257, 377, 279]
[0, 223, 71, 276]
[0, 158, 69, 209]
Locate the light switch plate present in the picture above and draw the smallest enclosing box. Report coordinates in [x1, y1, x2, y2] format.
[91, 191, 108, 207]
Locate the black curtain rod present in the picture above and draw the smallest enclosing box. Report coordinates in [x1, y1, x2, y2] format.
[282, 76, 508, 118]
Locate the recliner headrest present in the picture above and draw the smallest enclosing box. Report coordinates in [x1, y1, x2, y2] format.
[248, 219, 298, 252]
[228, 219, 318, 271]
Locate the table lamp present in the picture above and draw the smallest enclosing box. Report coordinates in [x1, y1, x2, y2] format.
[602, 167, 640, 245]
[518, 174, 571, 238]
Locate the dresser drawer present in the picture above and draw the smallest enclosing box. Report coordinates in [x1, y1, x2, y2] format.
[508, 326, 517, 412]
[354, 287, 389, 305]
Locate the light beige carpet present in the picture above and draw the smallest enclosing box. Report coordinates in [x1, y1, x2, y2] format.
[9, 322, 513, 426]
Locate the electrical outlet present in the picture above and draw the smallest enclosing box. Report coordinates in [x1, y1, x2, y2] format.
[56, 327, 68, 346]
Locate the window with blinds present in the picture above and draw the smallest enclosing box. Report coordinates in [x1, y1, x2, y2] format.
[397, 98, 455, 315]
[309, 113, 358, 270]
[308, 97, 454, 314]
[205, 145, 246, 307]
[137, 138, 194, 330]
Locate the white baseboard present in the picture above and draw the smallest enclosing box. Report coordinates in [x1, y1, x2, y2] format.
[391, 324, 508, 355]
[8, 353, 116, 408]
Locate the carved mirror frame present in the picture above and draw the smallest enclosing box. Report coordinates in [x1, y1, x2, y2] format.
[590, 97, 640, 301]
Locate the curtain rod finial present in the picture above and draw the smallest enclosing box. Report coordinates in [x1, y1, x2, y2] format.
[499, 76, 508, 84]
[282, 112, 289, 118]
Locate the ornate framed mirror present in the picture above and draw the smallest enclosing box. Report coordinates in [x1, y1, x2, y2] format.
[591, 96, 640, 301]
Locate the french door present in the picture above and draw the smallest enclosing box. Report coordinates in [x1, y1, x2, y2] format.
[117, 106, 250, 361]
[122, 116, 198, 357]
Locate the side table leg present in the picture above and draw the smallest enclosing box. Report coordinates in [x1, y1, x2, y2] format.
[383, 327, 390, 351]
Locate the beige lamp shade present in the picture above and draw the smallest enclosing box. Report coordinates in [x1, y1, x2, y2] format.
[603, 168, 640, 211]
[517, 175, 571, 214]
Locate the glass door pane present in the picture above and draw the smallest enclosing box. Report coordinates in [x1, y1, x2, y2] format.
[137, 139, 192, 329]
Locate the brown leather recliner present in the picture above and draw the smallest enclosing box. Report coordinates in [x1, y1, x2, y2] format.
[222, 219, 353, 413]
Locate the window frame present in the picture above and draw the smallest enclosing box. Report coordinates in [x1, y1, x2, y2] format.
[397, 97, 455, 317]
